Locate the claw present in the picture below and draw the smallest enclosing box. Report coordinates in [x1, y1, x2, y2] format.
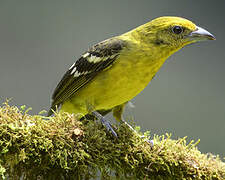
[147, 139, 154, 147]
[100, 117, 118, 137]
[122, 121, 154, 147]
[92, 111, 117, 137]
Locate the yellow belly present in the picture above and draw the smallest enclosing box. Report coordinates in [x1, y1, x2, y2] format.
[61, 54, 166, 115]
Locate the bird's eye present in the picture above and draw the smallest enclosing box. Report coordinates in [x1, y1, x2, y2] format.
[172, 26, 183, 34]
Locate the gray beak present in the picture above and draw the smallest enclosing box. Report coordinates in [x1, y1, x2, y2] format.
[188, 26, 216, 41]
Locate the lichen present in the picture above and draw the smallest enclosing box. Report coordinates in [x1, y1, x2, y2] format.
[0, 102, 224, 180]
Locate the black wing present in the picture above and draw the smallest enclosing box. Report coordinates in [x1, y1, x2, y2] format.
[48, 38, 126, 116]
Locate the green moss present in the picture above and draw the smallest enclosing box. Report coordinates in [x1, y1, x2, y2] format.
[0, 102, 224, 179]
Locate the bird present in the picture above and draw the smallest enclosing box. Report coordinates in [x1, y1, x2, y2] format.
[48, 16, 215, 137]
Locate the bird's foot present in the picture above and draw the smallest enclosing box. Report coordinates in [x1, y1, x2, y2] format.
[140, 135, 154, 147]
[121, 120, 154, 147]
[92, 111, 117, 137]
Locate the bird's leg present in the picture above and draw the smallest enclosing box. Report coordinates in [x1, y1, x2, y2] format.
[92, 111, 117, 137]
[113, 103, 135, 130]
[113, 103, 153, 146]
[86, 101, 117, 137]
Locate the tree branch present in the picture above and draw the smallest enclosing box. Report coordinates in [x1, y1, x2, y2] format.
[0, 102, 224, 179]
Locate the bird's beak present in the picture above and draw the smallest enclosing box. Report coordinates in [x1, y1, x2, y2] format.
[188, 26, 216, 41]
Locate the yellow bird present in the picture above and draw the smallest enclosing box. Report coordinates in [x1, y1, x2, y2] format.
[48, 16, 215, 136]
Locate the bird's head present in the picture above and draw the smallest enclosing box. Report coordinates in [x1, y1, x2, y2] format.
[134, 16, 215, 52]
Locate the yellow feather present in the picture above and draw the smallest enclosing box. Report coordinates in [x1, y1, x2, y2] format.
[59, 16, 215, 118]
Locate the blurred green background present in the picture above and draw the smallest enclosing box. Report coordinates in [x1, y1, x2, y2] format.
[0, 0, 224, 157]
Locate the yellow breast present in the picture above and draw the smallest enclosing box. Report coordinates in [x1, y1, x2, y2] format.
[61, 50, 167, 115]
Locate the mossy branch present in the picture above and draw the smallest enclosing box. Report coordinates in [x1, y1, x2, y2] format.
[0, 102, 224, 180]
